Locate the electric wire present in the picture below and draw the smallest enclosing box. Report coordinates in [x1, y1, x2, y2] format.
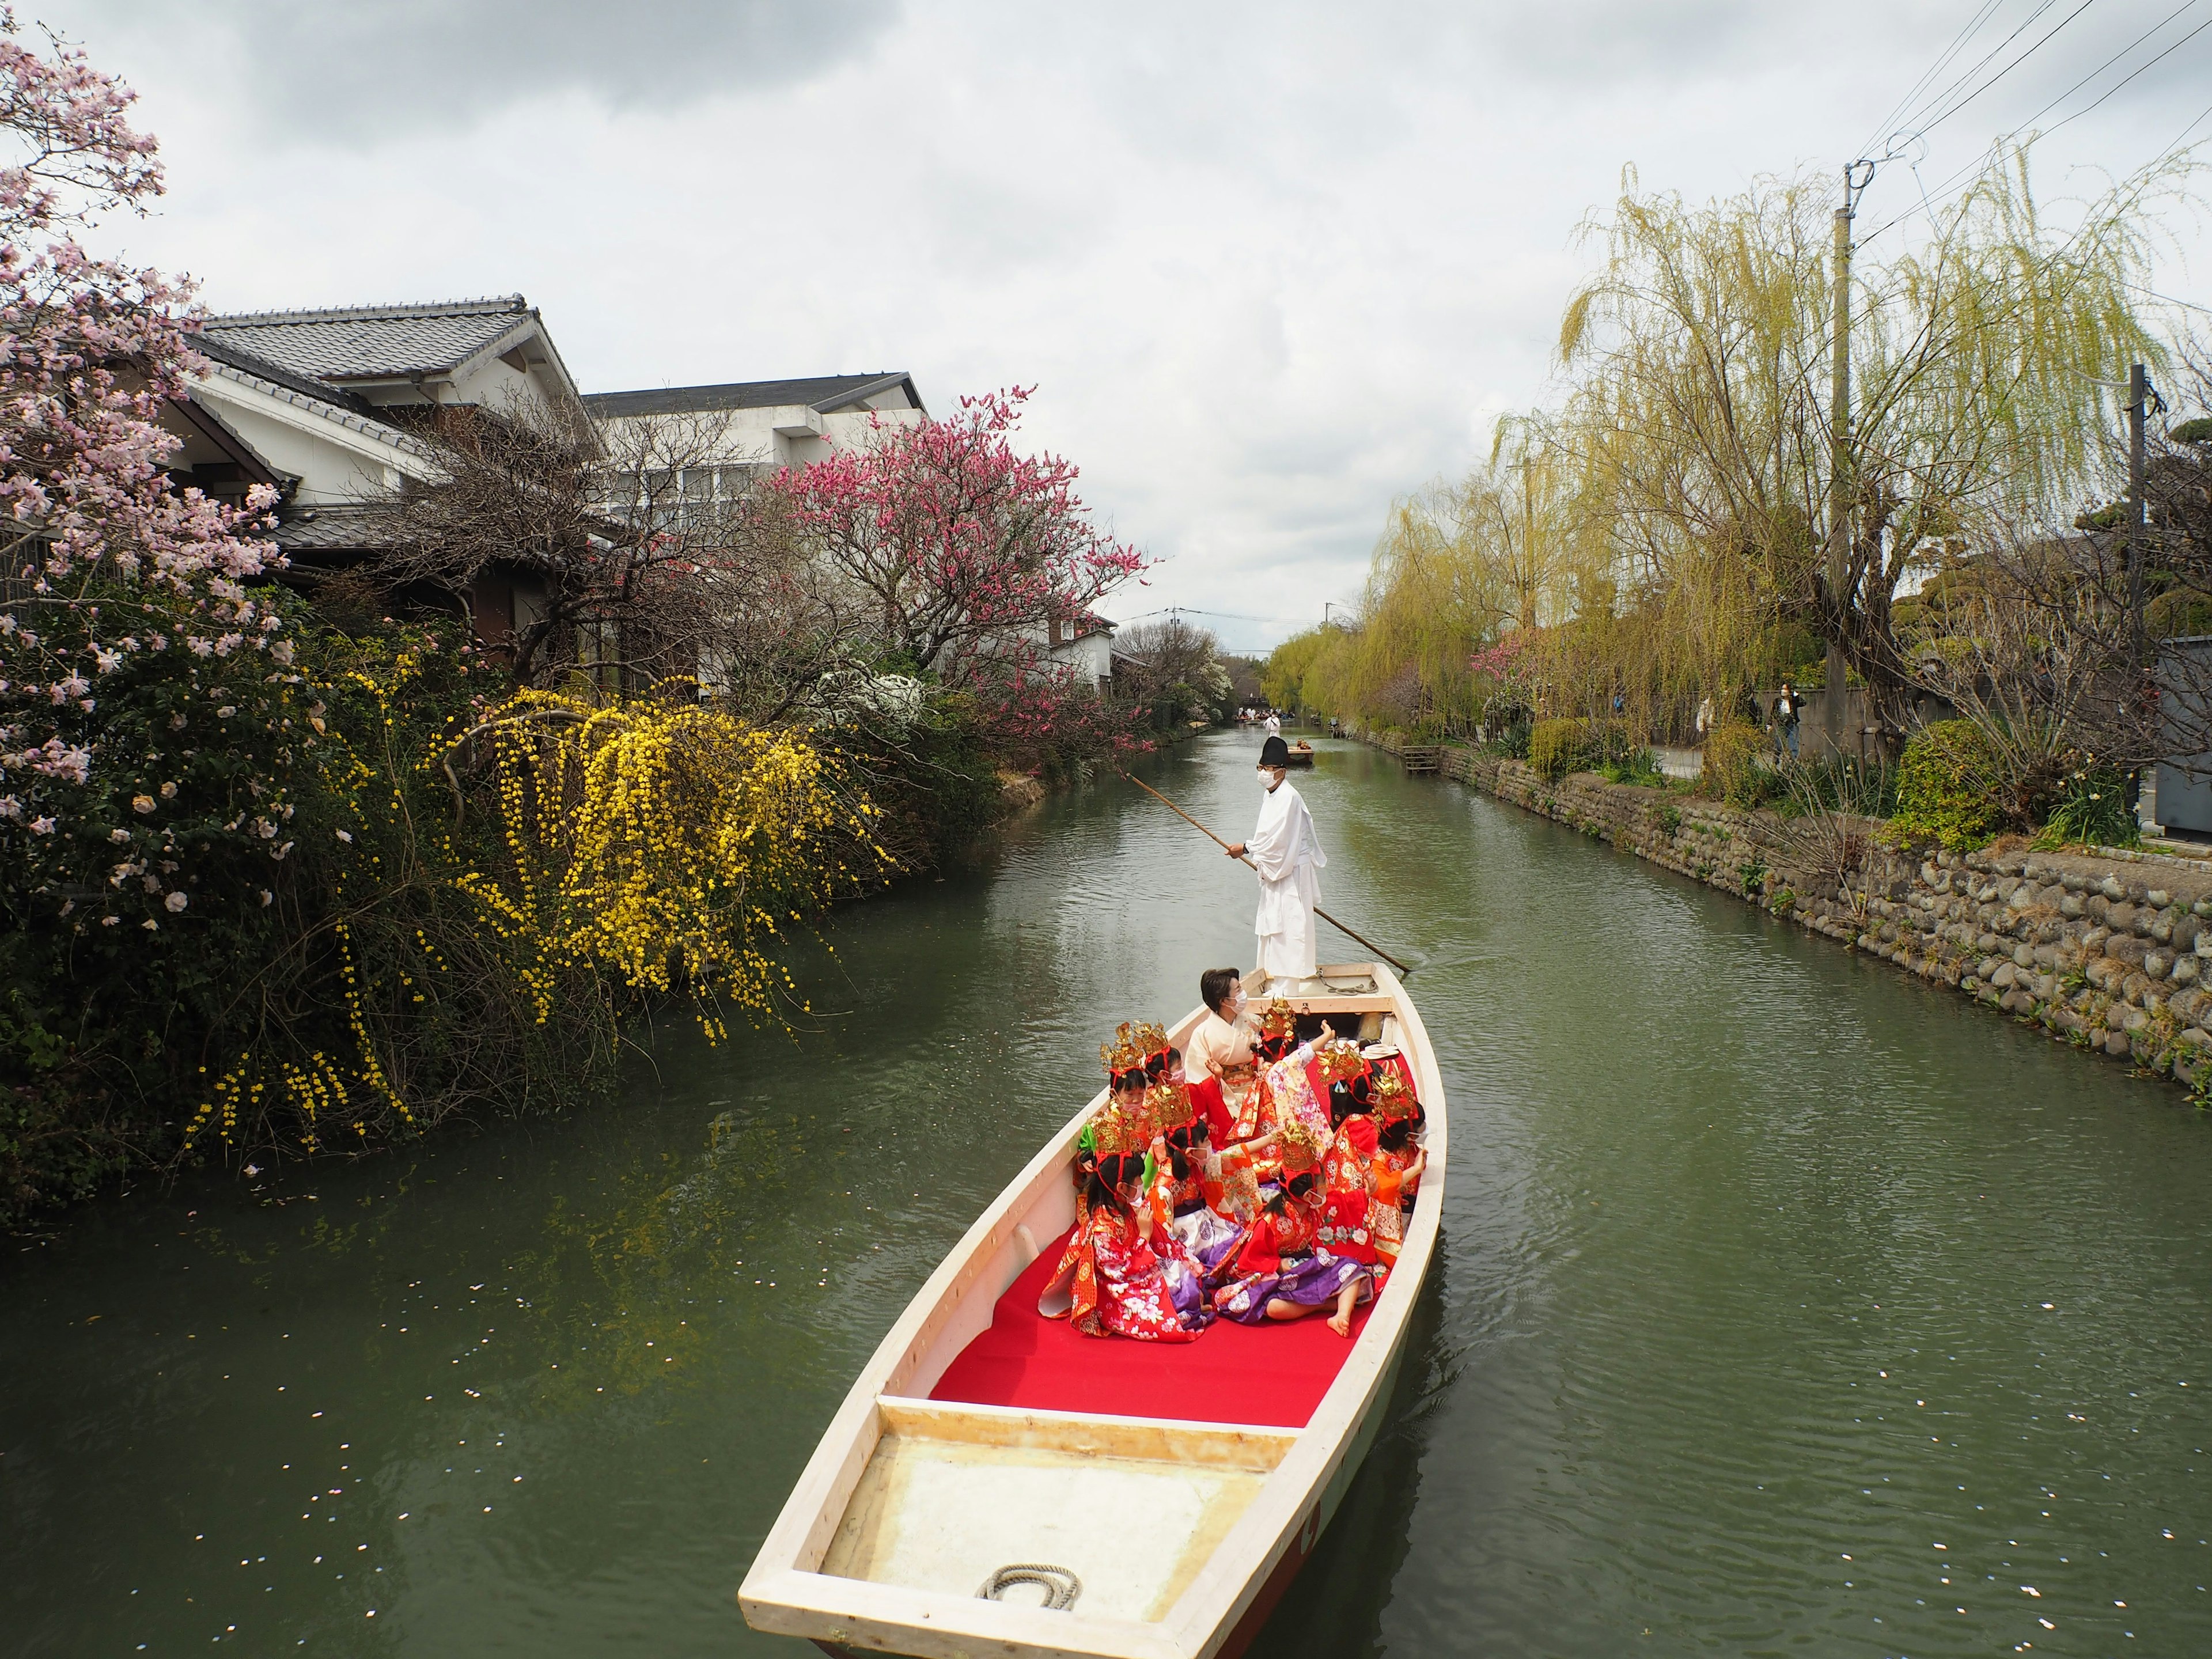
[1857, 1, 2212, 243]
[1858, 0, 2010, 159]
[1866, 7, 2212, 243]
[1892, 0, 2086, 143]
[2031, 6, 2212, 142]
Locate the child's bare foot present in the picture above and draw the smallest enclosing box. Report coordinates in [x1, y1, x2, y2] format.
[1326, 1309, 1353, 1336]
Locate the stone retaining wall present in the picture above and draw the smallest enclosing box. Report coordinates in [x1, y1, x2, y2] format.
[1362, 730, 2212, 1095]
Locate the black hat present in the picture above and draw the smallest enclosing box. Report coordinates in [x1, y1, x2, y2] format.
[1259, 735, 1291, 768]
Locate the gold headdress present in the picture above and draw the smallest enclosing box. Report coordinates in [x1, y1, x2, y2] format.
[1256, 998, 1298, 1041]
[1314, 1038, 1369, 1087]
[1135, 1020, 1172, 1060]
[1147, 1078, 1196, 1134]
[1089, 1090, 1153, 1158]
[1371, 1065, 1416, 1123]
[1100, 1021, 1147, 1081]
[1277, 1114, 1324, 1176]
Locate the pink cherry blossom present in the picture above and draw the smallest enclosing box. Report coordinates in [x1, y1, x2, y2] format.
[0, 9, 283, 824]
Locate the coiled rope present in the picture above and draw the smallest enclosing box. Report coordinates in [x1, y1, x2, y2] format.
[977, 1562, 1081, 1611]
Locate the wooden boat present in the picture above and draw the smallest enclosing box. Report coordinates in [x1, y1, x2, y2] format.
[1282, 741, 1315, 768]
[740, 961, 1445, 1658]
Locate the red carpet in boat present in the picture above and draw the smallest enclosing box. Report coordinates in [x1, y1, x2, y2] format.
[929, 1227, 1368, 1428]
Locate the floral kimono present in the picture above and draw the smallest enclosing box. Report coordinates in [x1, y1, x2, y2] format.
[1213, 1195, 1370, 1325]
[1262, 1043, 1331, 1147]
[1218, 1059, 1270, 1143]
[1039, 1203, 1205, 1342]
[1319, 1115, 1381, 1268]
[1368, 1157, 1409, 1281]
[1147, 1151, 1244, 1277]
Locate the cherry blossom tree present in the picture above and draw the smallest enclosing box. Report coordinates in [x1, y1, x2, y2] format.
[0, 8, 286, 843]
[767, 387, 1149, 680]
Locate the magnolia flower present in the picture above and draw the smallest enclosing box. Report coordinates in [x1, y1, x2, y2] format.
[164, 891, 187, 912]
[216, 705, 235, 718]
[29, 816, 54, 834]
[131, 793, 154, 814]
[335, 828, 353, 843]
[100, 914, 120, 927]
[0, 796, 18, 820]
[141, 918, 157, 931]
[259, 889, 272, 907]
[107, 827, 128, 843]
[271, 840, 293, 861]
[159, 781, 176, 799]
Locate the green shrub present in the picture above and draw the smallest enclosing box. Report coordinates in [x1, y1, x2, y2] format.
[1484, 717, 1532, 760]
[1653, 802, 1683, 835]
[2032, 765, 2139, 851]
[1600, 747, 1667, 787]
[1890, 720, 2001, 850]
[1528, 718, 1590, 779]
[1700, 722, 1770, 808]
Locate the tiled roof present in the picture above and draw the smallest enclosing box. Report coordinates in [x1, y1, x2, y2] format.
[582, 372, 923, 419]
[269, 503, 394, 552]
[192, 332, 374, 414]
[200, 296, 536, 387]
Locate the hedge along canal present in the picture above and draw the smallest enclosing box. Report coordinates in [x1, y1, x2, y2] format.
[4, 730, 2212, 1656]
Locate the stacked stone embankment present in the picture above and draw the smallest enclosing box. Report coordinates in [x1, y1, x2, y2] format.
[1361, 730, 2212, 1094]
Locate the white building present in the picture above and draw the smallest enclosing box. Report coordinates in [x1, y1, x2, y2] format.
[580, 373, 927, 511]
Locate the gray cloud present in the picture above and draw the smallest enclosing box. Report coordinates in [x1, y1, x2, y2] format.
[71, 0, 899, 134]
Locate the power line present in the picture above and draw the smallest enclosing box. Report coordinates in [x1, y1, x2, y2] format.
[1858, 1, 2212, 243]
[1860, 0, 2010, 158]
[2034, 6, 2212, 141]
[1897, 0, 2090, 143]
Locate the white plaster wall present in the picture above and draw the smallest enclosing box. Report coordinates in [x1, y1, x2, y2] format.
[190, 383, 413, 503]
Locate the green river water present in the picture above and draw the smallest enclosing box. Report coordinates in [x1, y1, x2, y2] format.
[6, 731, 2212, 1657]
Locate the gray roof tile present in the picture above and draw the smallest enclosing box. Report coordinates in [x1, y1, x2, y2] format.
[201, 296, 534, 387]
[582, 372, 923, 419]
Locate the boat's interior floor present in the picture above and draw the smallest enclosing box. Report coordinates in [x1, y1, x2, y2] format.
[929, 1226, 1370, 1428]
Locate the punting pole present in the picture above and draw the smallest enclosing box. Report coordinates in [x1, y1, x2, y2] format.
[1118, 769, 1414, 978]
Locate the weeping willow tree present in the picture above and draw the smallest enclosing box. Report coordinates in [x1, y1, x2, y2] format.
[1552, 145, 2175, 735]
[1277, 142, 2186, 747]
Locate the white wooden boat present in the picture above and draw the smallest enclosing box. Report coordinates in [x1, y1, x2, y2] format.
[740, 961, 1446, 1658]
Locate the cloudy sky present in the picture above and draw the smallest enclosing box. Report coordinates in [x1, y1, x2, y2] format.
[36, 1, 2212, 652]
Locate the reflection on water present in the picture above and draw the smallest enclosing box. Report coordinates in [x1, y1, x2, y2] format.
[5, 732, 2212, 1656]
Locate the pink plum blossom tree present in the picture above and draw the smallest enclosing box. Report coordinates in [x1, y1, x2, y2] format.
[767, 386, 1149, 682]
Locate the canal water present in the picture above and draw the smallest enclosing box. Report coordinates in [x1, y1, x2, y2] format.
[6, 732, 2211, 1657]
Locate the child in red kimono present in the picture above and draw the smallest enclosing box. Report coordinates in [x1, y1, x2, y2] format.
[1039, 1023, 1209, 1342]
[1317, 1063, 1382, 1274]
[1212, 1119, 1370, 1336]
[1145, 1086, 1244, 1277]
[1369, 1070, 1427, 1283]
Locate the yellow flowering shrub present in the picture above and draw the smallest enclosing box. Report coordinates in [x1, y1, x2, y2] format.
[176, 643, 891, 1169]
[457, 688, 893, 1033]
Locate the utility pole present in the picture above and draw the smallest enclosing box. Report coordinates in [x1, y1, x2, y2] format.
[1825, 159, 1875, 759]
[2128, 362, 2149, 670]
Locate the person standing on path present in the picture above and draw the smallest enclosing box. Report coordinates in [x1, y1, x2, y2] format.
[1225, 734, 1327, 990]
[1772, 680, 1801, 761]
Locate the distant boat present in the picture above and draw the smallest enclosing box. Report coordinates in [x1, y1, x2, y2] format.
[740, 961, 1447, 1659]
[1283, 740, 1315, 767]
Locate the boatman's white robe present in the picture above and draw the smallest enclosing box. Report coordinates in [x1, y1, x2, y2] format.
[1248, 780, 1326, 982]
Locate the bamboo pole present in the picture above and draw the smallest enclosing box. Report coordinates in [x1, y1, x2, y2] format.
[1118, 770, 1414, 977]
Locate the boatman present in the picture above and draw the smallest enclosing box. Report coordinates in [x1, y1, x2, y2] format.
[1226, 734, 1328, 991]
